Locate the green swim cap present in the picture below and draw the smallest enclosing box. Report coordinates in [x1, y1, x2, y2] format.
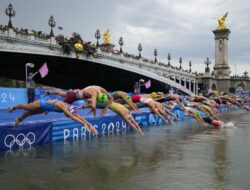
[97, 93, 108, 104]
[126, 95, 132, 103]
[195, 110, 201, 117]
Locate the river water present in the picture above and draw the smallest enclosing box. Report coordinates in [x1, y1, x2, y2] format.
[0, 111, 250, 190]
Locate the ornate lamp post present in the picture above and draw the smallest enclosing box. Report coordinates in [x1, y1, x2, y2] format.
[119, 37, 124, 53]
[179, 57, 182, 69]
[204, 57, 211, 72]
[167, 53, 171, 66]
[189, 61, 192, 73]
[95, 29, 101, 47]
[25, 63, 34, 88]
[138, 43, 142, 58]
[5, 4, 16, 28]
[154, 48, 158, 63]
[48, 15, 56, 37]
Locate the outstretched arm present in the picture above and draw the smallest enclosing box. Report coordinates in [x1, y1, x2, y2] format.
[91, 94, 98, 116]
[100, 89, 113, 116]
[61, 106, 97, 134]
[75, 115, 98, 135]
[30, 71, 39, 79]
[120, 95, 140, 113]
[190, 110, 208, 127]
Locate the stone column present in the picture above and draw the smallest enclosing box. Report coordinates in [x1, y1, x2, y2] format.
[195, 83, 199, 94]
[212, 28, 231, 93]
[213, 29, 231, 79]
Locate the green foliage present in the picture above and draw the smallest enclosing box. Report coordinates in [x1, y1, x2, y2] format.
[0, 77, 25, 88]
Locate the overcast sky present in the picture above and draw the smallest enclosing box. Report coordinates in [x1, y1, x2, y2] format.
[1, 0, 250, 75]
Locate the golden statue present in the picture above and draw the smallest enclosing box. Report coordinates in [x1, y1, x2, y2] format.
[217, 12, 228, 30]
[74, 42, 84, 51]
[102, 29, 111, 44]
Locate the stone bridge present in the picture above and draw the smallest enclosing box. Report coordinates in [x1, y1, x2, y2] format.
[0, 29, 198, 95]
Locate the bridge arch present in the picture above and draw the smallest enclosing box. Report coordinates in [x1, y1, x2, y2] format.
[236, 82, 246, 92]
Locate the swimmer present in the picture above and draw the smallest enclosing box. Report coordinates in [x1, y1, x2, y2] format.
[156, 93, 186, 111]
[82, 101, 144, 135]
[45, 89, 82, 104]
[184, 106, 208, 127]
[140, 97, 174, 124]
[8, 99, 98, 135]
[154, 102, 178, 124]
[111, 91, 140, 113]
[46, 85, 114, 116]
[186, 101, 220, 120]
[220, 95, 250, 111]
[202, 116, 224, 127]
[79, 86, 113, 116]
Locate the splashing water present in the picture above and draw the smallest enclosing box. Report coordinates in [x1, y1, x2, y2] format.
[221, 121, 235, 128]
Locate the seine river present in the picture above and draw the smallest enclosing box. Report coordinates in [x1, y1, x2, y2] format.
[0, 111, 250, 190]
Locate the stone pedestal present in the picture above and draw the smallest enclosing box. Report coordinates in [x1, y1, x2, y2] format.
[99, 43, 115, 52]
[213, 29, 231, 79]
[7, 28, 14, 37]
[216, 79, 230, 93]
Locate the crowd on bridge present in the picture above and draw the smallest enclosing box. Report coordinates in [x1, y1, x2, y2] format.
[8, 81, 250, 135]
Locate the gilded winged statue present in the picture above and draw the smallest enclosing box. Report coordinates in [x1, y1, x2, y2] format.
[103, 30, 111, 44]
[217, 12, 228, 30]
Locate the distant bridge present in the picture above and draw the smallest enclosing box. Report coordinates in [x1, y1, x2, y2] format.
[0, 29, 199, 95]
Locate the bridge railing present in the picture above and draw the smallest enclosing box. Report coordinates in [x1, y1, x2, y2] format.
[99, 51, 196, 80]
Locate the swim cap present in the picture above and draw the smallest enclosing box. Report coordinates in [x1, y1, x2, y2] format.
[195, 110, 201, 117]
[131, 94, 142, 103]
[151, 92, 157, 99]
[97, 93, 108, 104]
[126, 95, 132, 103]
[211, 120, 222, 127]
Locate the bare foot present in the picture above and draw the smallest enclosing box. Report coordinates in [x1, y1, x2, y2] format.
[13, 118, 21, 128]
[8, 106, 16, 113]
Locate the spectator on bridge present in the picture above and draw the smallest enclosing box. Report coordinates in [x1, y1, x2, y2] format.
[8, 99, 98, 135]
[27, 71, 38, 103]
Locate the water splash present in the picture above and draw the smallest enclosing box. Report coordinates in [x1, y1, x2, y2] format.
[221, 121, 235, 128]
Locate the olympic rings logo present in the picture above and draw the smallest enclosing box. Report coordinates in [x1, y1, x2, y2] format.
[4, 132, 36, 149]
